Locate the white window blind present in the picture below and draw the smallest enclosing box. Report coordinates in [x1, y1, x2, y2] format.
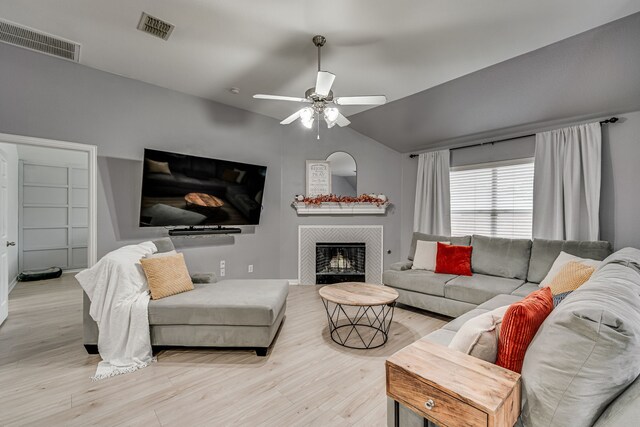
[450, 158, 534, 239]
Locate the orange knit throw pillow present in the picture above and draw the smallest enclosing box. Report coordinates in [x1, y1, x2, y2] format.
[496, 287, 554, 373]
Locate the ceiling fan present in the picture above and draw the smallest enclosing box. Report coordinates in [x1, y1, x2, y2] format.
[253, 35, 387, 133]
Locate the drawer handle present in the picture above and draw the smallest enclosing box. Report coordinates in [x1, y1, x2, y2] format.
[424, 399, 435, 410]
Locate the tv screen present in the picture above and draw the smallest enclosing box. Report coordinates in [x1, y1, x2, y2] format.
[139, 149, 267, 227]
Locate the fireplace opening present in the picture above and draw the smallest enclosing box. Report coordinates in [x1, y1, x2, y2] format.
[316, 242, 366, 284]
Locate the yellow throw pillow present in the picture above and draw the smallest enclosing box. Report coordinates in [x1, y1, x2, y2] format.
[140, 252, 194, 300]
[547, 261, 595, 296]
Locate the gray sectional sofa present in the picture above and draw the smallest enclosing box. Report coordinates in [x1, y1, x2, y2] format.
[83, 238, 288, 356]
[386, 234, 640, 426]
[383, 233, 612, 318]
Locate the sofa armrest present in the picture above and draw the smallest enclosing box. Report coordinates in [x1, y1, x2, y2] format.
[389, 261, 413, 271]
[191, 272, 217, 284]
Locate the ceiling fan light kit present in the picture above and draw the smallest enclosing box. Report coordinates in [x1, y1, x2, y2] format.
[254, 35, 387, 134]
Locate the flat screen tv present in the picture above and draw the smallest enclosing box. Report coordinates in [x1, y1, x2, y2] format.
[139, 149, 267, 227]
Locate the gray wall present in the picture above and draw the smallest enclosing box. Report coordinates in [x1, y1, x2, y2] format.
[279, 125, 402, 279]
[399, 112, 640, 258]
[0, 142, 19, 287]
[350, 12, 640, 153]
[0, 42, 402, 280]
[600, 110, 640, 250]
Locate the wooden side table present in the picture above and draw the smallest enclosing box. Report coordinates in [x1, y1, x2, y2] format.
[386, 339, 521, 427]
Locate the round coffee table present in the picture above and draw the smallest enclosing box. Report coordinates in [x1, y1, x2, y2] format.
[319, 282, 399, 349]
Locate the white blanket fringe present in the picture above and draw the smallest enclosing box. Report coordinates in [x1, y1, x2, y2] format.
[91, 357, 157, 381]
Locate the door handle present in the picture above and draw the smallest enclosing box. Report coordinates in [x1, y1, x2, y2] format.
[6, 241, 15, 247]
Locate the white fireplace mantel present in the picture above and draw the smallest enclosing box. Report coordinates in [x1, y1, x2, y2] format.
[298, 225, 383, 285]
[292, 201, 390, 215]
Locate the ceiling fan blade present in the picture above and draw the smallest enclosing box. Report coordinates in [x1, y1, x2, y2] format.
[336, 113, 351, 127]
[315, 71, 336, 97]
[254, 94, 310, 103]
[280, 109, 304, 125]
[334, 95, 387, 106]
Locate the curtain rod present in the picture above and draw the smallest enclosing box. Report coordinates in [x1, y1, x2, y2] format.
[408, 117, 619, 158]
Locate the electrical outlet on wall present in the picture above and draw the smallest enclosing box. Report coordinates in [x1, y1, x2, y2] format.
[220, 260, 225, 268]
[220, 260, 226, 277]
[220, 268, 226, 277]
[248, 264, 253, 273]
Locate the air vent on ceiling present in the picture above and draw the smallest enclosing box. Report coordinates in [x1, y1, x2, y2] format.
[137, 12, 174, 41]
[0, 19, 80, 62]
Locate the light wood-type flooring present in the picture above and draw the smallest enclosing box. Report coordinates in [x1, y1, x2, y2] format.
[0, 275, 447, 426]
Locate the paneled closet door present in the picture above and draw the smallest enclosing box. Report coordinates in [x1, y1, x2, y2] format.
[19, 162, 88, 271]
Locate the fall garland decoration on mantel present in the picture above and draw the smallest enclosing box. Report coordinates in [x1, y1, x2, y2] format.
[297, 194, 388, 207]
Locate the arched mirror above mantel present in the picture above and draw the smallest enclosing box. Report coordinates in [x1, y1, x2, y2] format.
[326, 151, 357, 197]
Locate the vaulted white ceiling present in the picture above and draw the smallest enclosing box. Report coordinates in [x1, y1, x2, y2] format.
[1, 1, 639, 124]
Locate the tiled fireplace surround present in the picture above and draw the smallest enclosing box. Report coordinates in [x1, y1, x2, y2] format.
[297, 225, 384, 285]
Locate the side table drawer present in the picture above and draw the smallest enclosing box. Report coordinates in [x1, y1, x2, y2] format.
[387, 365, 487, 427]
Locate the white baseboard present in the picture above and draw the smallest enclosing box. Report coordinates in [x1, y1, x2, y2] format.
[8, 277, 18, 294]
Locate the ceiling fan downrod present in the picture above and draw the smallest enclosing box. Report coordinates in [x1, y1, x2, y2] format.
[312, 35, 326, 72]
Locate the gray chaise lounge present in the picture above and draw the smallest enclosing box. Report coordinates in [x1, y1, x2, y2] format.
[83, 238, 288, 356]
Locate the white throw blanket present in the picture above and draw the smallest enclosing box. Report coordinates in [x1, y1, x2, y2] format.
[76, 241, 157, 380]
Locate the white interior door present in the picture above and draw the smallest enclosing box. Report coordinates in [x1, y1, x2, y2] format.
[0, 150, 9, 325]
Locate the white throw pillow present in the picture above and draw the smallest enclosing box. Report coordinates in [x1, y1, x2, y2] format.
[411, 240, 449, 271]
[448, 305, 510, 363]
[539, 251, 601, 287]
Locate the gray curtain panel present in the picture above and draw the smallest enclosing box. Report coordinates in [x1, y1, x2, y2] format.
[413, 150, 451, 236]
[532, 122, 601, 241]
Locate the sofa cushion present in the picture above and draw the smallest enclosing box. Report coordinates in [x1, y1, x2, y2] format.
[593, 375, 640, 427]
[408, 232, 471, 261]
[520, 248, 640, 427]
[422, 329, 457, 347]
[510, 282, 539, 297]
[477, 294, 523, 310]
[471, 235, 532, 280]
[526, 238, 612, 283]
[148, 279, 288, 326]
[444, 274, 524, 305]
[442, 308, 489, 332]
[382, 269, 456, 297]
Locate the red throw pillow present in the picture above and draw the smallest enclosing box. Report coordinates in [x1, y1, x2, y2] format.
[434, 242, 473, 276]
[496, 287, 554, 373]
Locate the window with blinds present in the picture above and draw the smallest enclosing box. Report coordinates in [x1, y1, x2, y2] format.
[450, 158, 534, 239]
